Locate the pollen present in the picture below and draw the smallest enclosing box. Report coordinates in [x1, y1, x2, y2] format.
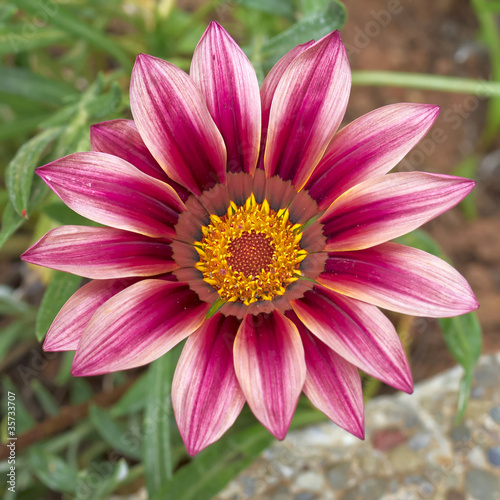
[195, 195, 307, 305]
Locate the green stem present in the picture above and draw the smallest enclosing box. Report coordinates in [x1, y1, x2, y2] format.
[352, 70, 500, 97]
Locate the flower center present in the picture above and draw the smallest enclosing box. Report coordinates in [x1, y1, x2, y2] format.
[195, 195, 307, 305]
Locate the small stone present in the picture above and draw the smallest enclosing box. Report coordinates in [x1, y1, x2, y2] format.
[372, 428, 407, 451]
[487, 447, 500, 467]
[295, 471, 324, 492]
[408, 432, 431, 450]
[471, 386, 485, 399]
[465, 468, 500, 500]
[450, 424, 471, 442]
[327, 463, 350, 490]
[467, 446, 487, 468]
[240, 476, 256, 497]
[359, 478, 388, 500]
[271, 485, 291, 500]
[295, 494, 317, 500]
[490, 406, 500, 424]
[446, 489, 465, 500]
[387, 445, 425, 473]
[474, 363, 500, 388]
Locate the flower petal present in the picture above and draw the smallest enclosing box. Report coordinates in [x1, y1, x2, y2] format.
[234, 311, 306, 439]
[264, 31, 350, 189]
[22, 226, 176, 279]
[37, 152, 185, 238]
[172, 314, 245, 455]
[318, 242, 479, 317]
[130, 54, 226, 195]
[286, 311, 364, 438]
[90, 119, 190, 201]
[71, 280, 209, 376]
[191, 22, 261, 175]
[306, 103, 440, 210]
[258, 40, 314, 169]
[43, 278, 136, 351]
[321, 172, 475, 251]
[292, 286, 413, 393]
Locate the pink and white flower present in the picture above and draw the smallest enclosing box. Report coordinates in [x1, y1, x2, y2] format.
[22, 22, 478, 455]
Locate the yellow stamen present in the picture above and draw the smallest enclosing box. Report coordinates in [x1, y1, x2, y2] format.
[195, 196, 306, 305]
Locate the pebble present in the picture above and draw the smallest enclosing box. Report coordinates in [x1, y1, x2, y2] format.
[294, 493, 316, 500]
[450, 423, 471, 442]
[295, 471, 324, 492]
[466, 469, 500, 500]
[326, 463, 350, 490]
[358, 478, 388, 500]
[487, 446, 500, 467]
[408, 432, 431, 450]
[490, 405, 500, 424]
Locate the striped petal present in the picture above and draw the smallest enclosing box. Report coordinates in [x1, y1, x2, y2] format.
[172, 314, 245, 455]
[264, 31, 350, 189]
[191, 22, 261, 175]
[90, 119, 190, 201]
[287, 311, 364, 438]
[234, 311, 306, 439]
[71, 280, 209, 376]
[258, 40, 314, 169]
[318, 242, 479, 317]
[130, 54, 226, 195]
[321, 172, 475, 251]
[43, 278, 136, 351]
[22, 226, 176, 279]
[292, 286, 413, 393]
[306, 103, 440, 210]
[37, 152, 185, 238]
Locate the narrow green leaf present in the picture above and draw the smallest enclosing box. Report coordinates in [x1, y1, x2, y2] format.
[112, 372, 150, 417]
[206, 298, 226, 319]
[0, 322, 29, 361]
[28, 447, 78, 494]
[31, 379, 59, 416]
[0, 285, 33, 316]
[11, 0, 133, 69]
[5, 127, 62, 217]
[89, 405, 142, 460]
[144, 354, 174, 497]
[69, 377, 94, 405]
[261, 0, 346, 66]
[397, 229, 483, 419]
[0, 114, 50, 140]
[0, 201, 24, 250]
[0, 26, 68, 55]
[1, 376, 36, 435]
[0, 66, 78, 106]
[35, 271, 82, 342]
[76, 459, 129, 500]
[236, 0, 295, 17]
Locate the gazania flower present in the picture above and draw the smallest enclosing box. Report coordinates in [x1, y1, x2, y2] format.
[22, 22, 478, 455]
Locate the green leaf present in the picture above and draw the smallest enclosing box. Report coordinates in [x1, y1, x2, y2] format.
[261, 0, 346, 66]
[0, 322, 29, 361]
[0, 285, 33, 316]
[31, 379, 60, 416]
[5, 127, 62, 217]
[0, 26, 68, 55]
[206, 298, 226, 319]
[69, 377, 94, 405]
[28, 447, 78, 494]
[236, 0, 295, 18]
[1, 376, 36, 435]
[0, 66, 78, 106]
[0, 114, 50, 140]
[0, 201, 24, 250]
[76, 459, 129, 500]
[35, 271, 82, 342]
[144, 354, 174, 498]
[112, 372, 150, 417]
[11, 0, 133, 69]
[397, 229, 483, 419]
[452, 155, 478, 221]
[89, 405, 142, 460]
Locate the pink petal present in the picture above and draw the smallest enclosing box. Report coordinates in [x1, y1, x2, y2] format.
[306, 103, 440, 210]
[172, 314, 245, 455]
[190, 22, 261, 175]
[43, 278, 136, 351]
[71, 280, 209, 376]
[264, 31, 350, 189]
[318, 242, 479, 317]
[90, 119, 190, 201]
[233, 311, 306, 439]
[22, 226, 176, 279]
[37, 152, 185, 238]
[321, 172, 475, 251]
[287, 311, 364, 438]
[258, 40, 314, 169]
[130, 54, 226, 195]
[291, 286, 413, 393]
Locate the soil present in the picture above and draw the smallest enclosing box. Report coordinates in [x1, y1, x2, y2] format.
[344, 0, 500, 383]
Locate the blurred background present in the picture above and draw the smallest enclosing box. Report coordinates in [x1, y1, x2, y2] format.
[0, 0, 499, 498]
